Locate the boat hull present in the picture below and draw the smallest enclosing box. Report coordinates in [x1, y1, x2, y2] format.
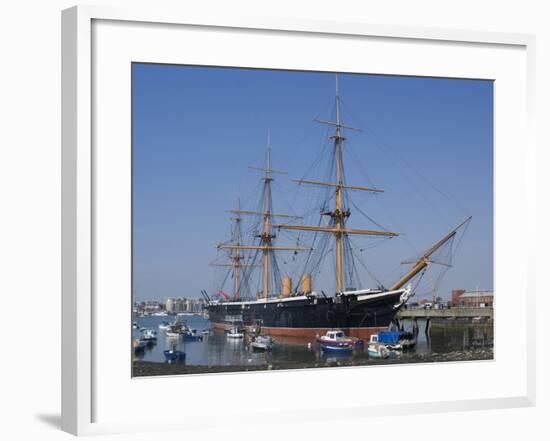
[206, 289, 408, 340]
[320, 344, 353, 354]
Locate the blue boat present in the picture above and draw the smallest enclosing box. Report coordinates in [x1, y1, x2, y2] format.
[317, 330, 362, 354]
[181, 329, 204, 342]
[377, 331, 401, 345]
[163, 349, 186, 363]
[376, 330, 416, 349]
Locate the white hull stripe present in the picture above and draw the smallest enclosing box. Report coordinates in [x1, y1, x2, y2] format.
[209, 289, 406, 307]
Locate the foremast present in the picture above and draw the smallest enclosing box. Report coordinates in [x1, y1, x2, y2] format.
[275, 75, 398, 293]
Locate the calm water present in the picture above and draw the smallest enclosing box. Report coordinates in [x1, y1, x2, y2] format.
[133, 315, 493, 369]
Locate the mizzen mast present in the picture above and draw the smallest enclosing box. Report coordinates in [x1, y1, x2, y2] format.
[275, 74, 397, 293]
[210, 197, 258, 300]
[217, 132, 307, 301]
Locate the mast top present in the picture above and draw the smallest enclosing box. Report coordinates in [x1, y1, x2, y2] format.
[315, 74, 361, 134]
[248, 130, 288, 178]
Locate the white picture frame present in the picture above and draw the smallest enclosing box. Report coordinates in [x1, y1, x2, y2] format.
[62, 5, 536, 436]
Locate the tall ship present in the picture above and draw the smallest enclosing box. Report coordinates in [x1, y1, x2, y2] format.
[203, 75, 470, 340]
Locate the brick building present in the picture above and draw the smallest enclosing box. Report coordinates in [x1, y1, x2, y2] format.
[451, 289, 494, 307]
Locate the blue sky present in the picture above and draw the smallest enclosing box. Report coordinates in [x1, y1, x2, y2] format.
[132, 64, 493, 302]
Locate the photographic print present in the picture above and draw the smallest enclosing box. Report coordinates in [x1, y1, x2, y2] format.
[131, 64, 493, 377]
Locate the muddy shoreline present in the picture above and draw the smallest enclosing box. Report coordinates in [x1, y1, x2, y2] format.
[133, 348, 493, 377]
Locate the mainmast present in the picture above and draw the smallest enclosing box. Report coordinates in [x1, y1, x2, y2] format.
[260, 141, 274, 300]
[275, 74, 398, 293]
[218, 132, 307, 301]
[333, 75, 345, 294]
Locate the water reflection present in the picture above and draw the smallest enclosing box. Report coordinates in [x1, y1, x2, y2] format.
[132, 315, 493, 369]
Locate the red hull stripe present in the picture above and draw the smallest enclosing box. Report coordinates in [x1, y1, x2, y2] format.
[212, 322, 385, 340]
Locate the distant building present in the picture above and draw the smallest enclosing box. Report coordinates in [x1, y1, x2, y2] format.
[165, 298, 175, 313]
[451, 289, 494, 307]
[164, 297, 205, 313]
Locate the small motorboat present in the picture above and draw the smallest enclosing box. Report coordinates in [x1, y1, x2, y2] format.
[376, 330, 416, 350]
[317, 330, 363, 354]
[227, 327, 244, 339]
[376, 331, 402, 350]
[158, 321, 171, 331]
[141, 328, 157, 341]
[163, 349, 186, 363]
[133, 338, 146, 353]
[367, 334, 390, 359]
[181, 328, 203, 342]
[165, 320, 189, 337]
[250, 335, 274, 352]
[132, 322, 138, 329]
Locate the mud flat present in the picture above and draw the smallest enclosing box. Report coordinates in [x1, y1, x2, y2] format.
[133, 348, 493, 377]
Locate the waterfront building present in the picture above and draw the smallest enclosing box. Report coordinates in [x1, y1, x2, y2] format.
[451, 289, 494, 307]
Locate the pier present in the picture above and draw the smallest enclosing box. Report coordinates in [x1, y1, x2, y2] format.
[397, 307, 493, 320]
[395, 307, 493, 335]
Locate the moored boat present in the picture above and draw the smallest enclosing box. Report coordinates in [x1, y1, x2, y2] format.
[163, 349, 186, 363]
[375, 330, 417, 350]
[165, 320, 190, 338]
[367, 334, 389, 359]
[181, 328, 203, 342]
[133, 338, 146, 353]
[250, 335, 274, 352]
[376, 331, 402, 350]
[141, 328, 157, 341]
[227, 327, 244, 339]
[158, 321, 171, 331]
[317, 329, 363, 354]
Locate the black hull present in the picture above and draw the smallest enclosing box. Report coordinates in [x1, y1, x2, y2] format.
[206, 289, 408, 337]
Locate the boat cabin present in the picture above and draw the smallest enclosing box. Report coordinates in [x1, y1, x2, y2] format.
[327, 330, 345, 340]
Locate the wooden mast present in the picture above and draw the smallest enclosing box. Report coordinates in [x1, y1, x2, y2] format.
[274, 74, 398, 293]
[217, 132, 308, 301]
[262, 141, 273, 300]
[334, 75, 345, 293]
[234, 198, 242, 299]
[210, 197, 258, 301]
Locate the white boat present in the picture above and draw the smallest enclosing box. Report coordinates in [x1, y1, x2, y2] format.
[226, 328, 244, 339]
[158, 321, 171, 330]
[141, 328, 157, 341]
[367, 334, 390, 359]
[165, 320, 189, 337]
[250, 335, 274, 352]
